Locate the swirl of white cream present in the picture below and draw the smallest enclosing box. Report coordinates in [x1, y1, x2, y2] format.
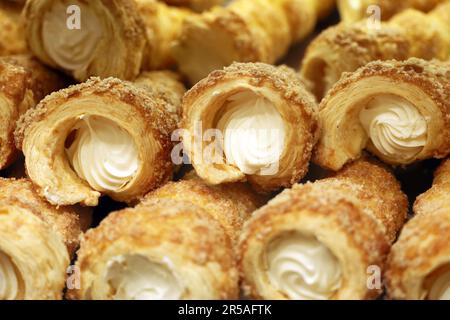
[42, 0, 104, 72]
[216, 91, 286, 175]
[267, 233, 342, 300]
[428, 269, 450, 300]
[66, 115, 139, 192]
[359, 95, 427, 161]
[105, 255, 183, 300]
[0, 251, 21, 300]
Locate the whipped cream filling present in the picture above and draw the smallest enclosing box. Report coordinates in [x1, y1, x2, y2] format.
[267, 233, 341, 300]
[105, 254, 183, 300]
[66, 115, 139, 192]
[216, 91, 286, 175]
[42, 0, 103, 71]
[359, 95, 427, 161]
[428, 269, 450, 300]
[0, 251, 21, 300]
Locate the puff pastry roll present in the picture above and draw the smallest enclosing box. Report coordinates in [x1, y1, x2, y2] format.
[172, 0, 335, 84]
[314, 58, 450, 171]
[0, 178, 90, 300]
[15, 73, 185, 206]
[0, 2, 27, 56]
[181, 62, 319, 193]
[69, 199, 238, 300]
[0, 55, 65, 170]
[387, 158, 450, 300]
[239, 158, 408, 300]
[161, 0, 224, 11]
[142, 173, 267, 245]
[23, 0, 193, 81]
[338, 0, 446, 23]
[301, 2, 450, 100]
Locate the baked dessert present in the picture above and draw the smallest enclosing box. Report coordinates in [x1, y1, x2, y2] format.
[173, 0, 335, 84]
[0, 55, 65, 170]
[0, 178, 90, 300]
[314, 58, 450, 171]
[69, 199, 238, 300]
[387, 158, 450, 300]
[181, 62, 319, 193]
[239, 158, 408, 299]
[301, 1, 450, 100]
[15, 72, 185, 206]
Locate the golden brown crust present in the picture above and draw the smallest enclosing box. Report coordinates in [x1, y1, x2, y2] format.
[0, 178, 88, 256]
[239, 158, 407, 299]
[137, 0, 192, 70]
[173, 0, 335, 84]
[182, 62, 319, 193]
[0, 55, 65, 170]
[71, 199, 239, 300]
[141, 175, 267, 245]
[387, 158, 450, 299]
[24, 0, 147, 81]
[313, 58, 450, 170]
[15, 76, 183, 206]
[301, 2, 450, 100]
[0, 2, 27, 56]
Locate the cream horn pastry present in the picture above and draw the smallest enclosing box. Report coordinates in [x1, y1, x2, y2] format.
[69, 198, 238, 300]
[0, 2, 27, 56]
[301, 2, 450, 100]
[172, 0, 335, 84]
[314, 58, 450, 171]
[161, 0, 225, 12]
[142, 172, 267, 246]
[387, 158, 450, 300]
[239, 158, 408, 300]
[181, 62, 319, 193]
[338, 0, 446, 23]
[0, 178, 90, 300]
[0, 55, 66, 170]
[23, 0, 193, 81]
[15, 73, 185, 206]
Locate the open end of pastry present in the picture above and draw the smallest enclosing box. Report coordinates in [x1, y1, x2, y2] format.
[65, 115, 140, 194]
[301, 57, 336, 100]
[424, 263, 450, 300]
[265, 232, 342, 300]
[104, 254, 184, 300]
[172, 17, 242, 84]
[213, 90, 286, 177]
[41, 0, 105, 73]
[0, 249, 25, 300]
[359, 94, 428, 163]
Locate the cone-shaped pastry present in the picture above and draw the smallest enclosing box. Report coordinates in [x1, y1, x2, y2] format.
[0, 55, 66, 170]
[181, 62, 319, 193]
[161, 0, 224, 12]
[69, 198, 238, 300]
[338, 0, 446, 23]
[136, 0, 192, 70]
[314, 58, 450, 171]
[239, 158, 408, 300]
[387, 158, 450, 300]
[142, 172, 267, 245]
[172, 0, 335, 84]
[0, 2, 27, 56]
[23, 0, 193, 81]
[15, 73, 185, 206]
[301, 2, 450, 100]
[0, 178, 90, 300]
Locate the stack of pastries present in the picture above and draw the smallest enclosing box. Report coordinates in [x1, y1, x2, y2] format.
[0, 0, 449, 301]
